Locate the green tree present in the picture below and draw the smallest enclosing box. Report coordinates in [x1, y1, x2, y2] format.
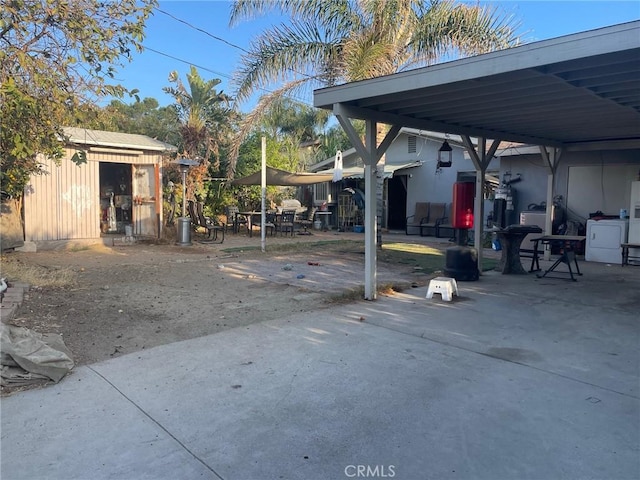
[231, 132, 298, 211]
[258, 96, 330, 171]
[228, 0, 520, 175]
[0, 0, 157, 196]
[102, 98, 181, 146]
[163, 66, 235, 202]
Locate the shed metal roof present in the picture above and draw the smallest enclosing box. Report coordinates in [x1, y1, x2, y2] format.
[63, 127, 177, 153]
[314, 21, 640, 150]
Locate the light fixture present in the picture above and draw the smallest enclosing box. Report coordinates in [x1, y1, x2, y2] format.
[437, 139, 453, 168]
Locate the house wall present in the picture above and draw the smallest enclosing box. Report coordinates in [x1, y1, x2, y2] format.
[499, 149, 640, 225]
[389, 133, 498, 224]
[24, 147, 163, 245]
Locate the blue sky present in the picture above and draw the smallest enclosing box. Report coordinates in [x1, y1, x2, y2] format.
[111, 0, 640, 110]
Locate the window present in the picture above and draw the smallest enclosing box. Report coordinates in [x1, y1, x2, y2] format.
[314, 182, 329, 203]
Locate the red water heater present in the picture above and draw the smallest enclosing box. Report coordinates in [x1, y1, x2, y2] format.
[452, 182, 475, 229]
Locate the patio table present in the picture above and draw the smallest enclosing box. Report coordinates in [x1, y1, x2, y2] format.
[314, 211, 332, 231]
[493, 225, 543, 274]
[532, 235, 586, 281]
[237, 211, 261, 237]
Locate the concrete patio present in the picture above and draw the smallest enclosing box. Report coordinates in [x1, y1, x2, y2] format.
[1, 238, 638, 480]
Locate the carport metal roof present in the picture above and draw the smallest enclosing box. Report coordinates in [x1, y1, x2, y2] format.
[314, 21, 640, 151]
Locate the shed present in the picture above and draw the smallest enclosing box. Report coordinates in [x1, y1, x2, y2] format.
[21, 127, 176, 250]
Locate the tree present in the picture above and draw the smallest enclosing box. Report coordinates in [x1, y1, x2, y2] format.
[258, 96, 330, 171]
[102, 98, 181, 146]
[163, 66, 235, 201]
[0, 0, 157, 197]
[227, 0, 520, 175]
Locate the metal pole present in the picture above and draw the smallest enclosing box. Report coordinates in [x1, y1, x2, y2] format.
[181, 167, 187, 217]
[261, 136, 266, 253]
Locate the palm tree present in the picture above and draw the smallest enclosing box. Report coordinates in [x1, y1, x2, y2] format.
[163, 66, 233, 198]
[227, 0, 521, 176]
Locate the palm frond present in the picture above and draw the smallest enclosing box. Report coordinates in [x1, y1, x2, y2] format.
[412, 0, 520, 63]
[230, 0, 355, 29]
[226, 77, 310, 179]
[233, 19, 340, 103]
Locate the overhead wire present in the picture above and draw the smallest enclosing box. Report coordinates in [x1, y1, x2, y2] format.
[150, 7, 315, 107]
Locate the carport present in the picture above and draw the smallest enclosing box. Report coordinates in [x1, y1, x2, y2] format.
[314, 21, 640, 300]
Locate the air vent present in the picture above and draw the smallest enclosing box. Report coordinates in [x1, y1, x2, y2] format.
[408, 135, 417, 153]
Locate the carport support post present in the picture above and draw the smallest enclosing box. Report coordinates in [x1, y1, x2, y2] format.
[462, 136, 499, 273]
[363, 122, 377, 300]
[334, 104, 400, 300]
[539, 146, 562, 261]
[261, 136, 266, 253]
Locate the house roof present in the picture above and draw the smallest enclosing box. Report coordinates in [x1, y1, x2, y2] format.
[63, 127, 177, 153]
[314, 21, 640, 151]
[308, 128, 466, 172]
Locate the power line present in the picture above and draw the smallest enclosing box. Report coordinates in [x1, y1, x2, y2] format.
[143, 46, 234, 80]
[153, 5, 317, 100]
[156, 8, 250, 54]
[142, 45, 312, 107]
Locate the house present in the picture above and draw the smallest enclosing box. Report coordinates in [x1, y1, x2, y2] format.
[20, 127, 176, 251]
[313, 21, 640, 298]
[308, 128, 498, 231]
[495, 143, 640, 230]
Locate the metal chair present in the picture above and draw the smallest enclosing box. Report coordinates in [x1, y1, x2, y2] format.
[277, 209, 296, 237]
[225, 205, 247, 234]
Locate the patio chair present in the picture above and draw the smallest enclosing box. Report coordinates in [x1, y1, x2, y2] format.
[225, 205, 248, 234]
[277, 209, 296, 237]
[187, 200, 199, 230]
[297, 207, 317, 235]
[196, 201, 225, 243]
[264, 211, 277, 236]
[420, 202, 447, 237]
[406, 202, 430, 235]
[435, 203, 456, 240]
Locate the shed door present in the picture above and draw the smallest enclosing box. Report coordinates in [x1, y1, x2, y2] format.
[132, 164, 160, 237]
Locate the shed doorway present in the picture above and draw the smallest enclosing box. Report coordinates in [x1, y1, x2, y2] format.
[99, 163, 132, 235]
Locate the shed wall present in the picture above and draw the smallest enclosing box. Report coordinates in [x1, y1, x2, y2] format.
[24, 148, 164, 243]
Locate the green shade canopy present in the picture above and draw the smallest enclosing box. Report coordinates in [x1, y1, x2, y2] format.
[231, 167, 336, 186]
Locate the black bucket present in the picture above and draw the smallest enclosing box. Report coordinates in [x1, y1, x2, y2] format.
[444, 246, 479, 281]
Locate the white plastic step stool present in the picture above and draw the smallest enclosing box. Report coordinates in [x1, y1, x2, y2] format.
[426, 277, 458, 302]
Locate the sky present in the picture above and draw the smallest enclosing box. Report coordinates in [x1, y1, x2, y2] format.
[110, 0, 640, 111]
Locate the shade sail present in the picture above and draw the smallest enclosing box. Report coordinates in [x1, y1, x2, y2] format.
[231, 167, 335, 186]
[318, 161, 422, 179]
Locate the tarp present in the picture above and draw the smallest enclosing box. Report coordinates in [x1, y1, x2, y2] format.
[1, 323, 74, 386]
[231, 167, 335, 186]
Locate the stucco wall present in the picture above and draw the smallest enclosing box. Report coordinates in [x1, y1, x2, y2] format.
[499, 149, 640, 225]
[390, 133, 499, 223]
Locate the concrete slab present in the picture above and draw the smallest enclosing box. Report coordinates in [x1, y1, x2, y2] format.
[1, 247, 638, 480]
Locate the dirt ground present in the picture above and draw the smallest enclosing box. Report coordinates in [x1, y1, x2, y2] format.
[2, 237, 427, 372]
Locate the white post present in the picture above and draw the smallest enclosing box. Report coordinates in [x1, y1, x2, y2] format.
[364, 121, 377, 300]
[261, 136, 266, 253]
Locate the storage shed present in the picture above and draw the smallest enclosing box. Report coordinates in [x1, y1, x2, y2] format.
[22, 127, 176, 250]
